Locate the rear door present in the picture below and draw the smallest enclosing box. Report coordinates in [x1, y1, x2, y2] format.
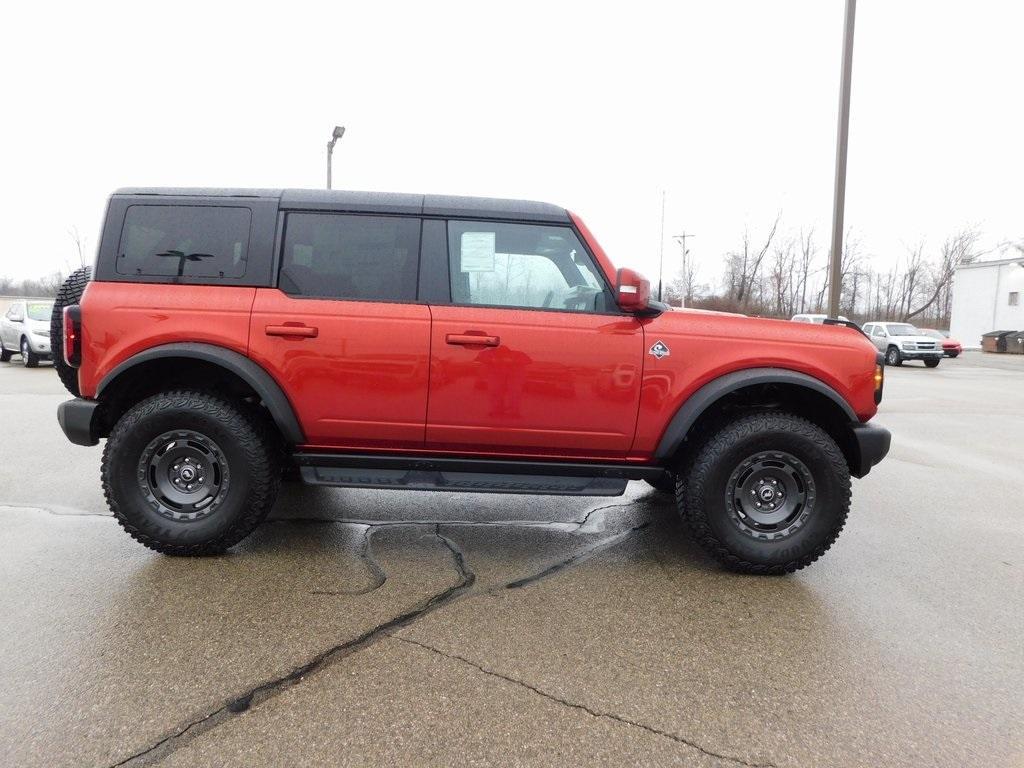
[425, 219, 643, 459]
[1, 303, 23, 347]
[249, 212, 431, 449]
[871, 325, 887, 351]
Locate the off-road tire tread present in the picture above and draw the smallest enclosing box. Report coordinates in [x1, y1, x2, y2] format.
[101, 390, 280, 556]
[676, 411, 851, 575]
[50, 266, 92, 395]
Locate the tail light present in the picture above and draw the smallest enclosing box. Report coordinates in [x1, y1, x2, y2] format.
[63, 305, 82, 367]
[874, 353, 885, 404]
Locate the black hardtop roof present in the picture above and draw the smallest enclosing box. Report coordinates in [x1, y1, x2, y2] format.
[112, 188, 570, 223]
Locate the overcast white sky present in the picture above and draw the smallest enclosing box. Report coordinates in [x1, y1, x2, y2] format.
[1, 1, 1020, 285]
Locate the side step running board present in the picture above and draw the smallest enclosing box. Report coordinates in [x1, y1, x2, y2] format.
[293, 453, 668, 497]
[300, 466, 627, 496]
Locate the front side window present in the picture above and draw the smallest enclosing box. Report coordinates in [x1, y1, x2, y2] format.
[118, 205, 251, 278]
[280, 214, 421, 302]
[447, 221, 611, 313]
[873, 327, 885, 338]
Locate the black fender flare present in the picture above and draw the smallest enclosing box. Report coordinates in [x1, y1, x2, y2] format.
[653, 367, 857, 460]
[97, 342, 305, 444]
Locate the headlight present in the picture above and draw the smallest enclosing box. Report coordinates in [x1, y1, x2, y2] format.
[901, 342, 915, 350]
[32, 329, 49, 338]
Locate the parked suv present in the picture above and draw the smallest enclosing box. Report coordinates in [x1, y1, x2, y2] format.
[1, 299, 54, 366]
[862, 322, 944, 367]
[53, 188, 890, 574]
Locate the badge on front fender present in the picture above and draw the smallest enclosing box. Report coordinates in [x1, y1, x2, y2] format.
[649, 340, 670, 359]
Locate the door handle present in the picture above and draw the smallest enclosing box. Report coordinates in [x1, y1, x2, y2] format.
[446, 333, 499, 347]
[265, 324, 319, 338]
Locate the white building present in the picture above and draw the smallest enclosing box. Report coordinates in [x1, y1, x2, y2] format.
[949, 256, 1024, 348]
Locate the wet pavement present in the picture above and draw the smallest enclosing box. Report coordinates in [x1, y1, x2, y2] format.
[0, 353, 1021, 767]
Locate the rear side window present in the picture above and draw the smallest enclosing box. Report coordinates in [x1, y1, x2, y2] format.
[117, 205, 251, 278]
[280, 213, 421, 302]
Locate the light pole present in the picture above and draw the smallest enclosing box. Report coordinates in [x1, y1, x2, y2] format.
[673, 232, 695, 308]
[827, 0, 856, 317]
[326, 125, 345, 189]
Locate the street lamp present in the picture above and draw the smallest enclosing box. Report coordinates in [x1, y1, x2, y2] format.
[326, 125, 346, 189]
[827, 0, 856, 317]
[673, 232, 696, 309]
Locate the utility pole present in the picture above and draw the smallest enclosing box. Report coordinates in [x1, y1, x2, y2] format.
[326, 125, 346, 189]
[672, 232, 696, 308]
[827, 0, 857, 317]
[657, 191, 666, 301]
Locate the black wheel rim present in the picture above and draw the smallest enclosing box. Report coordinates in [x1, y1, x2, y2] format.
[725, 451, 815, 540]
[137, 430, 229, 522]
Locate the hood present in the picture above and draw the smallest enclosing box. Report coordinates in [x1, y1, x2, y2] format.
[892, 334, 942, 345]
[648, 307, 877, 354]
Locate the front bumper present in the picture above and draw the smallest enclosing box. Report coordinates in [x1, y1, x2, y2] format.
[850, 422, 891, 478]
[57, 398, 99, 446]
[899, 350, 943, 361]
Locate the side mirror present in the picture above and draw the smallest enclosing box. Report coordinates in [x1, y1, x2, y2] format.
[615, 268, 652, 313]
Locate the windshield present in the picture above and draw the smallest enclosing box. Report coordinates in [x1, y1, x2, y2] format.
[920, 329, 944, 339]
[26, 303, 53, 321]
[887, 323, 919, 336]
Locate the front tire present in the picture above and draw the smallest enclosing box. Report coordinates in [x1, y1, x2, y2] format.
[678, 411, 851, 574]
[924, 358, 940, 368]
[885, 346, 902, 366]
[20, 337, 39, 368]
[102, 391, 280, 555]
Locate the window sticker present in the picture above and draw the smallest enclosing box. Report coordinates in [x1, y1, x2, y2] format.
[460, 231, 496, 273]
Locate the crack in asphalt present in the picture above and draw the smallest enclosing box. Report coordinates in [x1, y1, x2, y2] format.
[308, 524, 387, 596]
[0, 502, 111, 518]
[393, 634, 775, 768]
[503, 520, 650, 589]
[108, 527, 475, 767]
[105, 507, 656, 766]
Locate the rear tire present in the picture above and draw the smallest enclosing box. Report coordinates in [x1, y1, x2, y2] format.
[924, 358, 940, 368]
[102, 390, 280, 555]
[678, 411, 850, 575]
[21, 337, 39, 368]
[0, 341, 11, 363]
[885, 346, 902, 366]
[50, 266, 92, 396]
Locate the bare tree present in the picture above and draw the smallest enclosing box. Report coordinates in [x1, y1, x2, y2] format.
[68, 226, 88, 269]
[724, 213, 781, 308]
[904, 227, 982, 322]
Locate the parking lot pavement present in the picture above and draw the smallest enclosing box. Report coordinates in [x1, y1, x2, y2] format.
[1, 353, 1022, 767]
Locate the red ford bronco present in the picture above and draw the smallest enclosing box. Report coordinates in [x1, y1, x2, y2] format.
[54, 188, 889, 573]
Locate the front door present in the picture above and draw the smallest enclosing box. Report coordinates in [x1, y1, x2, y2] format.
[426, 219, 643, 459]
[249, 212, 430, 449]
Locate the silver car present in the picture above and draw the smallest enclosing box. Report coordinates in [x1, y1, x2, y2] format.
[0, 300, 55, 367]
[862, 321, 943, 367]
